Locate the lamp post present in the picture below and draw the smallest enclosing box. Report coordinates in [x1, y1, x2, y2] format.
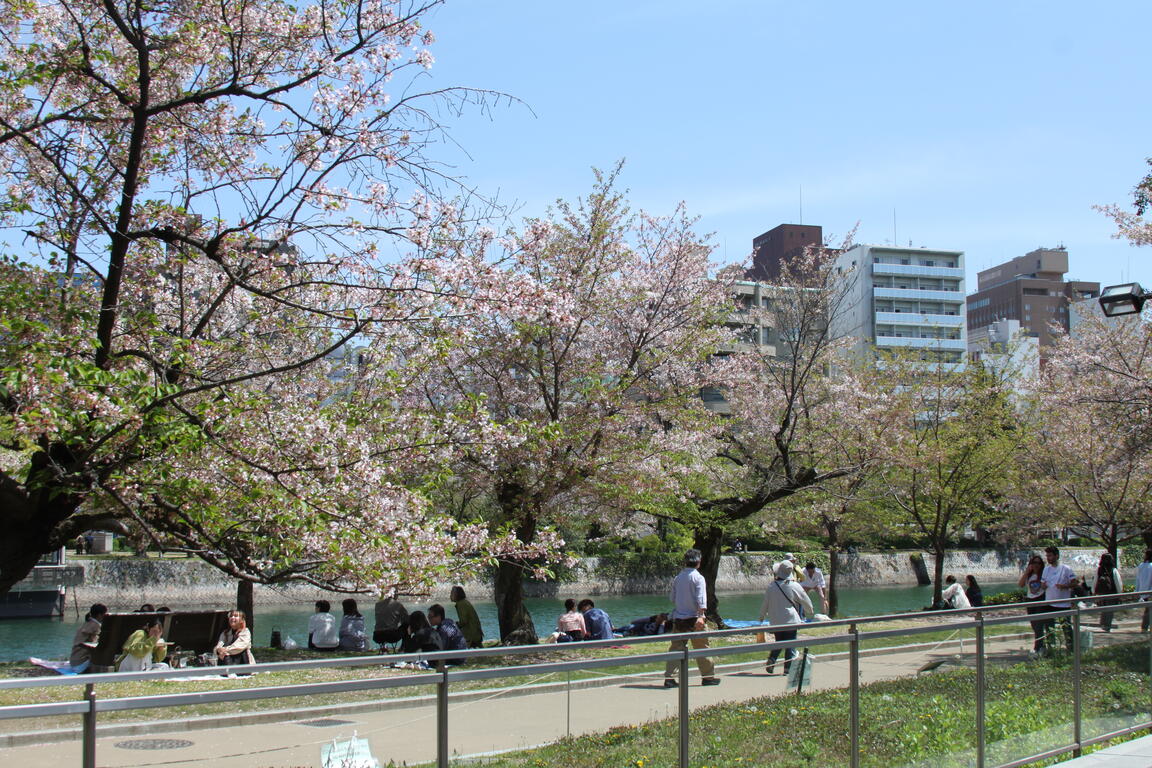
[1098, 282, 1152, 318]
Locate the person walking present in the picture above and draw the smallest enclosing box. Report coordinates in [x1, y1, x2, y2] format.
[1136, 549, 1152, 632]
[1093, 552, 1123, 632]
[1019, 555, 1048, 654]
[1041, 545, 1077, 651]
[759, 560, 813, 675]
[662, 549, 720, 688]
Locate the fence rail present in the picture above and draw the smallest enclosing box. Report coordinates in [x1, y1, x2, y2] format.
[2, 591, 1151, 768]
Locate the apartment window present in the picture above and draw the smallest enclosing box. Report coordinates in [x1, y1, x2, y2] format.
[900, 259, 910, 265]
[1024, 304, 1030, 310]
[924, 260, 935, 267]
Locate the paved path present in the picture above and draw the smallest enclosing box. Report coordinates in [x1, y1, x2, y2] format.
[1, 624, 1146, 766]
[1056, 734, 1152, 767]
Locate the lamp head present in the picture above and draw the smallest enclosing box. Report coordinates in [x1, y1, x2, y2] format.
[1099, 282, 1147, 317]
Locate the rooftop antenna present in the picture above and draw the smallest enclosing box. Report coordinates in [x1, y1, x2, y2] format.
[892, 208, 897, 247]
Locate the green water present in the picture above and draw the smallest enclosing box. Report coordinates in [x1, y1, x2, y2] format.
[0, 581, 1021, 663]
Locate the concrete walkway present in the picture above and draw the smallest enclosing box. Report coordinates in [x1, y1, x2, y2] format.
[1, 624, 1147, 767]
[1056, 735, 1152, 767]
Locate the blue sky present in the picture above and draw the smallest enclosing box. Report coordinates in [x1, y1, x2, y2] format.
[420, 1, 1151, 288]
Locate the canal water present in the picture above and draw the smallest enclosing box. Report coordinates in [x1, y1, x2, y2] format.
[0, 581, 1022, 663]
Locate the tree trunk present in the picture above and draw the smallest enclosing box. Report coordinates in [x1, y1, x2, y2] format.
[931, 540, 946, 608]
[237, 579, 255, 637]
[0, 449, 87, 595]
[693, 524, 726, 626]
[825, 518, 841, 618]
[494, 559, 537, 644]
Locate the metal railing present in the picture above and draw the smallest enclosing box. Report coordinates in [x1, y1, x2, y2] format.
[2, 592, 1150, 768]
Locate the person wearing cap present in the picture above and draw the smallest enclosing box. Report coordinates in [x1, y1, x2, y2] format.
[779, 553, 804, 582]
[759, 560, 813, 675]
[662, 549, 720, 688]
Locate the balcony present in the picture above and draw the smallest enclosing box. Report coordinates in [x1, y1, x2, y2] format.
[874, 287, 963, 302]
[872, 262, 964, 279]
[874, 311, 964, 326]
[875, 336, 967, 351]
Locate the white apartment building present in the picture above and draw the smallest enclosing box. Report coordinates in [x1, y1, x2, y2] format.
[968, 318, 1039, 397]
[830, 244, 967, 368]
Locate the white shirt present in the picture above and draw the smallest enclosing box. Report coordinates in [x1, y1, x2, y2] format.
[800, 567, 826, 590]
[308, 612, 340, 648]
[941, 582, 971, 609]
[670, 568, 707, 620]
[1137, 561, 1152, 598]
[1042, 563, 1076, 607]
[759, 578, 813, 626]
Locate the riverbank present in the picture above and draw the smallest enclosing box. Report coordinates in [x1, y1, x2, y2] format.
[62, 547, 1113, 606]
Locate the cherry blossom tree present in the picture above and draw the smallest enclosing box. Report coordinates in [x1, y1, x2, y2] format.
[630, 241, 871, 622]
[1020, 313, 1152, 557]
[0, 0, 551, 598]
[867, 357, 1027, 607]
[397, 168, 735, 642]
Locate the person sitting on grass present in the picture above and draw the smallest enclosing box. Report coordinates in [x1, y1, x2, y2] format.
[338, 598, 367, 652]
[428, 603, 467, 665]
[308, 600, 340, 651]
[941, 575, 972, 610]
[69, 603, 107, 674]
[215, 610, 255, 666]
[450, 586, 483, 648]
[400, 610, 443, 654]
[556, 598, 587, 641]
[577, 599, 614, 641]
[117, 617, 171, 672]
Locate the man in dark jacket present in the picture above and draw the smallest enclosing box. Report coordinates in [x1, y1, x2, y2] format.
[428, 603, 467, 665]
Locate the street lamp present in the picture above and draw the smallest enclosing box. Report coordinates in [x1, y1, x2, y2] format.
[1098, 282, 1152, 318]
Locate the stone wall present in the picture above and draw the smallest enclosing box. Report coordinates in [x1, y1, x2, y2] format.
[70, 547, 1117, 607]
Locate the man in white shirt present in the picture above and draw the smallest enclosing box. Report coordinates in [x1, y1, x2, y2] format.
[662, 549, 720, 688]
[941, 575, 971, 610]
[1040, 546, 1077, 651]
[1136, 549, 1152, 631]
[307, 599, 340, 651]
[799, 562, 827, 614]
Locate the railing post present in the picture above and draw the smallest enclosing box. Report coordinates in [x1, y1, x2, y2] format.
[82, 682, 96, 768]
[1073, 606, 1082, 756]
[437, 666, 449, 768]
[975, 612, 985, 768]
[849, 623, 860, 768]
[679, 651, 689, 768]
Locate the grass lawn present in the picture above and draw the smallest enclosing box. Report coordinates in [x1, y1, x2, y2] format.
[464, 643, 1151, 768]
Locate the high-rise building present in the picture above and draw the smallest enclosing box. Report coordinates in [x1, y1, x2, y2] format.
[829, 243, 967, 368]
[965, 247, 1099, 355]
[748, 223, 825, 282]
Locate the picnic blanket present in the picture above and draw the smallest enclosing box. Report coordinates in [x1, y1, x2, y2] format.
[29, 657, 78, 675]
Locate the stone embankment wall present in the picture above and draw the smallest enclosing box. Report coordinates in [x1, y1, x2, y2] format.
[70, 547, 1114, 608]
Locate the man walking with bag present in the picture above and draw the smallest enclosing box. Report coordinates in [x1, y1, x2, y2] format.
[663, 549, 721, 688]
